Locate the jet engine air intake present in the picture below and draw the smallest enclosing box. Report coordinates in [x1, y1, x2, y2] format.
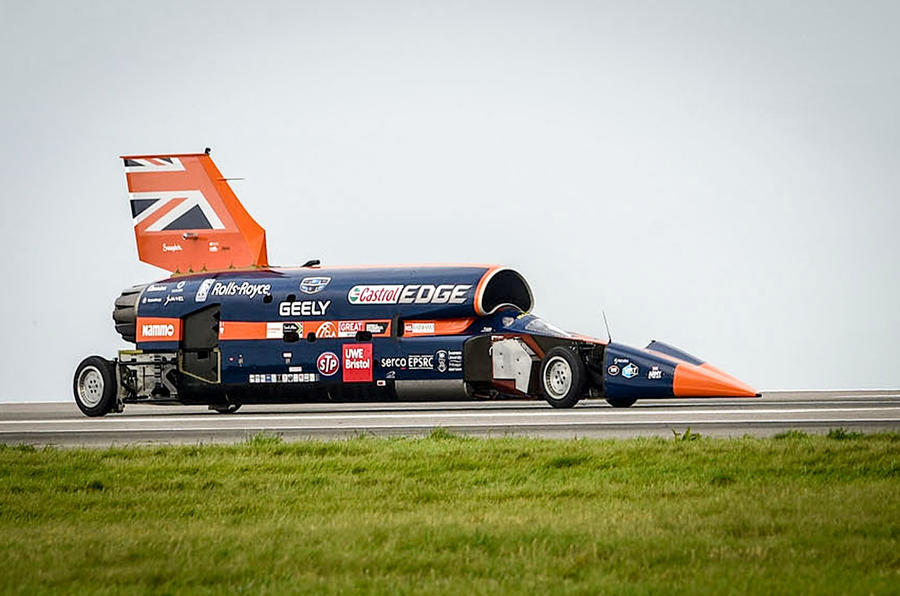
[476, 268, 533, 315]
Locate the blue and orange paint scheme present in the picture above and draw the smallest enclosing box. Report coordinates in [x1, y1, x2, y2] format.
[72, 150, 758, 417]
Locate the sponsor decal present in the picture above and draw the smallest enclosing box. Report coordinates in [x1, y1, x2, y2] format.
[378, 350, 461, 373]
[222, 319, 391, 340]
[208, 241, 219, 253]
[343, 343, 373, 382]
[607, 364, 620, 376]
[337, 320, 391, 338]
[162, 243, 183, 252]
[278, 300, 331, 317]
[137, 317, 182, 342]
[317, 352, 340, 376]
[404, 322, 435, 335]
[249, 373, 318, 384]
[146, 284, 167, 293]
[502, 316, 515, 327]
[315, 321, 337, 338]
[195, 278, 214, 302]
[385, 370, 396, 379]
[142, 323, 175, 337]
[622, 363, 639, 379]
[338, 320, 364, 337]
[435, 350, 448, 373]
[348, 284, 472, 305]
[300, 276, 331, 295]
[448, 350, 463, 372]
[380, 357, 408, 368]
[211, 281, 272, 300]
[164, 295, 184, 306]
[613, 358, 630, 365]
[142, 297, 162, 304]
[347, 285, 401, 305]
[398, 284, 471, 305]
[647, 366, 663, 380]
[366, 321, 389, 335]
[172, 281, 186, 293]
[408, 354, 434, 370]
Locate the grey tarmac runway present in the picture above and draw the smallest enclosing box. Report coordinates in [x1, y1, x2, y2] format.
[1, 390, 898, 447]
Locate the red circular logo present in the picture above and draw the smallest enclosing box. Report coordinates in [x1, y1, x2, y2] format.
[315, 321, 337, 338]
[317, 352, 339, 376]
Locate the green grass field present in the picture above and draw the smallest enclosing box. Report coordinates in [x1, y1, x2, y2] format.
[0, 430, 897, 594]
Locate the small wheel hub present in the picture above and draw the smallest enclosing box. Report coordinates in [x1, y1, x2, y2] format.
[544, 357, 572, 399]
[77, 366, 104, 407]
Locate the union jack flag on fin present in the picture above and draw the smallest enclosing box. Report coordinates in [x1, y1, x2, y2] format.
[123, 157, 186, 173]
[122, 152, 268, 273]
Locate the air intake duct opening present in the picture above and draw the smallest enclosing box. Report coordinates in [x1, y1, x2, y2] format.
[476, 268, 534, 315]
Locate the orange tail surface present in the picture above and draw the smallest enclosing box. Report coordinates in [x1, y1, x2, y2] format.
[123, 152, 268, 273]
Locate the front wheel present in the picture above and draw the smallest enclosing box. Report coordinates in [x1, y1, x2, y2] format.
[73, 356, 118, 417]
[539, 347, 586, 409]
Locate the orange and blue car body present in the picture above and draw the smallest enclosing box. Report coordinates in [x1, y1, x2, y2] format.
[72, 151, 758, 417]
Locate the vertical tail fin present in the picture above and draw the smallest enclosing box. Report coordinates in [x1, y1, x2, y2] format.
[122, 152, 268, 273]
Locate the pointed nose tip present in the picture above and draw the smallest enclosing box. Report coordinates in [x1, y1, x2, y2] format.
[673, 363, 758, 397]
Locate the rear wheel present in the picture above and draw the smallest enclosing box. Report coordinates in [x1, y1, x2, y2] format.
[606, 396, 637, 408]
[73, 356, 118, 417]
[539, 347, 586, 409]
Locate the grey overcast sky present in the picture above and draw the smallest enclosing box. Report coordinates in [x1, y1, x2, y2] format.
[0, 0, 897, 401]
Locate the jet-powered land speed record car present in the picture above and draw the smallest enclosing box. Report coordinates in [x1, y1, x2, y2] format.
[73, 150, 759, 416]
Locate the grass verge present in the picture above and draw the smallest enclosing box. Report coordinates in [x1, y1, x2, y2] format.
[0, 431, 898, 594]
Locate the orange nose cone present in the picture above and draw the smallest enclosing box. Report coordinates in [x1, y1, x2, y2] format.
[673, 362, 758, 397]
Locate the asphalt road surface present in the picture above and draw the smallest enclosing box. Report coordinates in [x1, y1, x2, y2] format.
[1, 390, 898, 447]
